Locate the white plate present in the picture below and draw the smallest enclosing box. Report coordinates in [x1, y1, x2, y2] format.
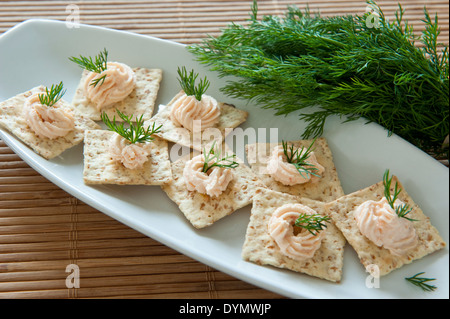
[0, 19, 448, 299]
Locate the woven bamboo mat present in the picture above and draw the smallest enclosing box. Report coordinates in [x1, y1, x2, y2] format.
[0, 0, 448, 299]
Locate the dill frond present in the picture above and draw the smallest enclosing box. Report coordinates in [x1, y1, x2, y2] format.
[405, 272, 437, 292]
[177, 66, 210, 101]
[202, 141, 239, 173]
[189, 0, 449, 158]
[69, 48, 108, 87]
[382, 169, 416, 221]
[294, 213, 330, 236]
[281, 138, 320, 179]
[38, 82, 66, 107]
[101, 110, 162, 144]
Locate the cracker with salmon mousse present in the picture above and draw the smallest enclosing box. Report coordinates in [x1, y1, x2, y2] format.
[83, 129, 172, 185]
[161, 143, 264, 229]
[242, 188, 346, 283]
[326, 174, 446, 277]
[245, 137, 344, 202]
[71, 67, 162, 122]
[146, 90, 248, 152]
[0, 85, 100, 159]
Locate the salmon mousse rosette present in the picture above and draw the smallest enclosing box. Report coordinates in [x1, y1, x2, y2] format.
[169, 67, 220, 132]
[268, 203, 330, 261]
[101, 110, 162, 170]
[82, 110, 172, 186]
[354, 198, 418, 256]
[70, 49, 162, 121]
[145, 66, 248, 152]
[266, 138, 324, 186]
[23, 82, 75, 140]
[0, 83, 100, 159]
[83, 61, 135, 111]
[183, 142, 238, 198]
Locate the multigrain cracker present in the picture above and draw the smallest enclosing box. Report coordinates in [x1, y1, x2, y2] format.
[71, 68, 162, 121]
[161, 146, 265, 228]
[242, 189, 346, 282]
[83, 129, 172, 185]
[0, 85, 100, 159]
[245, 137, 344, 201]
[146, 90, 248, 151]
[326, 176, 446, 277]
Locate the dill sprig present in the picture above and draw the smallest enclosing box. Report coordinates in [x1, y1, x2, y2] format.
[189, 0, 449, 158]
[38, 82, 66, 107]
[69, 48, 108, 87]
[202, 141, 239, 173]
[177, 66, 210, 101]
[405, 272, 437, 292]
[282, 138, 320, 179]
[101, 110, 162, 144]
[383, 169, 416, 221]
[294, 213, 330, 236]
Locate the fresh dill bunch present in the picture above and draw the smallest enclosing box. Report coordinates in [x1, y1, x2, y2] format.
[177, 66, 210, 101]
[189, 0, 449, 158]
[38, 81, 66, 107]
[382, 169, 416, 221]
[202, 141, 239, 173]
[101, 110, 162, 144]
[282, 138, 320, 179]
[294, 213, 330, 236]
[69, 48, 108, 87]
[405, 272, 437, 292]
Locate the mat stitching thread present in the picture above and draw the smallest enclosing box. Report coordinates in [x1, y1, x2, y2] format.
[69, 196, 79, 299]
[205, 265, 218, 299]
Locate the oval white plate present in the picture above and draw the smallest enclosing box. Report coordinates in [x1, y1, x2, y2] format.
[0, 19, 448, 299]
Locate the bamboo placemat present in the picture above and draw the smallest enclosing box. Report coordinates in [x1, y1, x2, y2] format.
[0, 0, 448, 299]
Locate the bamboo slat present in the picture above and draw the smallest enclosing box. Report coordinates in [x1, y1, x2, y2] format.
[0, 0, 448, 44]
[0, 0, 448, 300]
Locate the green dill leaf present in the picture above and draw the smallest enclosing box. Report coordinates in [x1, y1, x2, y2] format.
[249, 0, 258, 21]
[202, 141, 239, 173]
[177, 66, 210, 101]
[405, 272, 437, 292]
[38, 82, 66, 107]
[101, 110, 162, 144]
[189, 1, 449, 158]
[294, 213, 330, 236]
[282, 138, 320, 179]
[69, 48, 108, 87]
[382, 169, 416, 221]
[90, 74, 107, 88]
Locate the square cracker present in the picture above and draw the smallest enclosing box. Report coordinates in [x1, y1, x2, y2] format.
[83, 129, 172, 185]
[145, 90, 248, 151]
[161, 147, 265, 229]
[326, 176, 446, 277]
[71, 68, 162, 121]
[0, 85, 100, 159]
[245, 137, 344, 202]
[242, 188, 346, 282]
